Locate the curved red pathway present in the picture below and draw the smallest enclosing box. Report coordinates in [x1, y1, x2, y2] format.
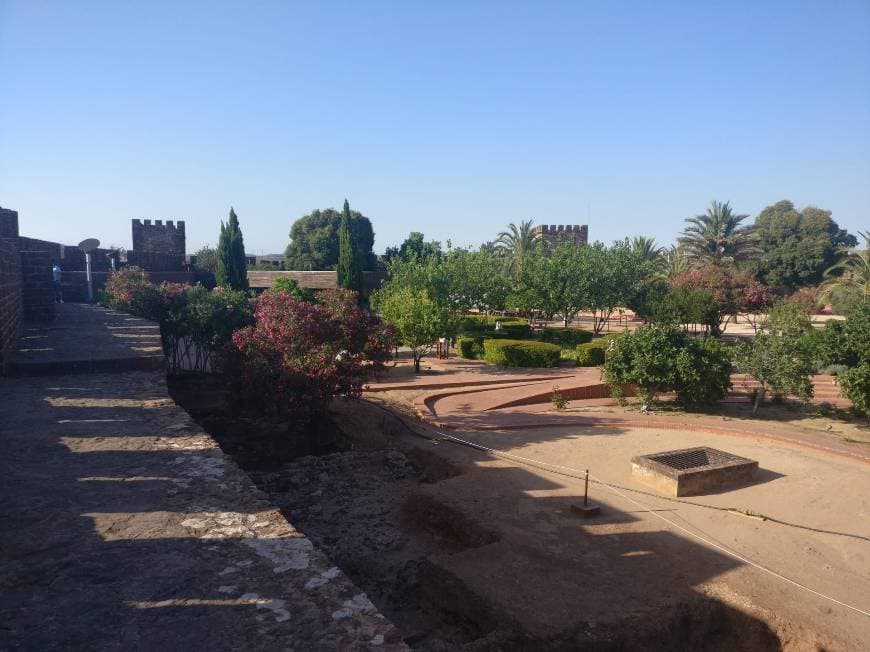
[365, 358, 867, 465]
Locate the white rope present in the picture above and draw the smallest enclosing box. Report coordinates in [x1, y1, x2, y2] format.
[438, 432, 870, 619]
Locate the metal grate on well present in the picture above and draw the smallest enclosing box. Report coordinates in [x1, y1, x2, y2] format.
[646, 447, 745, 471]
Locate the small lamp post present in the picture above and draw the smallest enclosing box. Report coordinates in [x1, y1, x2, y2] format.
[77, 238, 101, 302]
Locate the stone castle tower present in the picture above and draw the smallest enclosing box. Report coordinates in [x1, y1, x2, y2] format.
[131, 219, 186, 257]
[533, 224, 588, 250]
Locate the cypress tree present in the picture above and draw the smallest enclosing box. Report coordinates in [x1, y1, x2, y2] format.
[337, 199, 361, 293]
[216, 207, 249, 290]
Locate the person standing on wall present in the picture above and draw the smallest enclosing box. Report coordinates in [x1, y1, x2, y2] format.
[52, 262, 63, 303]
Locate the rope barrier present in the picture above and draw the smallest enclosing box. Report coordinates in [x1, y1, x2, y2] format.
[436, 431, 870, 619]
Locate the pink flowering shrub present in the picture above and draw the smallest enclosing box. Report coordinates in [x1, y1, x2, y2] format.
[787, 286, 820, 316]
[102, 266, 182, 321]
[230, 288, 394, 420]
[671, 266, 771, 335]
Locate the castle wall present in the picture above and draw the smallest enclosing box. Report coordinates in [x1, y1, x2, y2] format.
[0, 208, 23, 369]
[533, 224, 589, 251]
[130, 219, 186, 271]
[132, 219, 185, 255]
[18, 236, 61, 321]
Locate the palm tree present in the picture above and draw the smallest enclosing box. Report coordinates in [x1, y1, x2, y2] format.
[631, 236, 663, 260]
[631, 236, 665, 273]
[495, 219, 537, 279]
[663, 244, 691, 280]
[679, 200, 759, 265]
[820, 230, 870, 306]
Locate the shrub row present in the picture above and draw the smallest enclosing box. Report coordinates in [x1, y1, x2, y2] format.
[575, 342, 606, 366]
[458, 315, 531, 339]
[482, 339, 561, 367]
[539, 327, 593, 347]
[457, 336, 485, 359]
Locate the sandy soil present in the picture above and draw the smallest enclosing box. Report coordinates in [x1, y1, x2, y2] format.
[172, 366, 869, 650]
[437, 422, 870, 648]
[252, 397, 869, 650]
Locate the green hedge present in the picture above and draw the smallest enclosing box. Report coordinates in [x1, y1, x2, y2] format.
[483, 339, 561, 367]
[539, 328, 593, 347]
[575, 342, 606, 366]
[458, 315, 531, 339]
[457, 336, 485, 359]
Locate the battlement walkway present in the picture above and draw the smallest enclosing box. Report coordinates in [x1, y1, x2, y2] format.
[0, 304, 403, 649]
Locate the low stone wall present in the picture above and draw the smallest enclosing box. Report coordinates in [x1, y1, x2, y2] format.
[248, 270, 387, 298]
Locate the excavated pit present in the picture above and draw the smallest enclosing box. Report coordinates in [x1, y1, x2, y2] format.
[169, 381, 833, 650]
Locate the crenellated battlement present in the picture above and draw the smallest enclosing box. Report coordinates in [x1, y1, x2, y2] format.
[131, 218, 186, 257]
[533, 224, 588, 249]
[131, 218, 185, 231]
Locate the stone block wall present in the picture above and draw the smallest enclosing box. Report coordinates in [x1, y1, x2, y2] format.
[0, 208, 23, 367]
[132, 219, 185, 256]
[61, 246, 113, 273]
[246, 270, 387, 300]
[18, 236, 61, 321]
[127, 249, 186, 272]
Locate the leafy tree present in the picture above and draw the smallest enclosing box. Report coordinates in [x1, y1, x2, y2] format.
[839, 364, 870, 418]
[801, 319, 849, 370]
[441, 246, 511, 315]
[371, 251, 464, 372]
[820, 231, 869, 311]
[669, 265, 769, 336]
[216, 208, 249, 290]
[602, 325, 731, 406]
[192, 245, 217, 274]
[384, 232, 442, 262]
[268, 276, 316, 303]
[764, 300, 813, 338]
[626, 278, 669, 322]
[371, 285, 455, 373]
[585, 240, 650, 334]
[495, 219, 537, 279]
[679, 200, 759, 266]
[160, 285, 254, 374]
[843, 303, 870, 365]
[673, 337, 733, 407]
[825, 284, 864, 316]
[284, 207, 375, 271]
[511, 240, 651, 331]
[521, 243, 588, 327]
[251, 260, 284, 271]
[649, 287, 719, 333]
[734, 303, 815, 414]
[741, 278, 774, 333]
[751, 200, 857, 291]
[337, 199, 362, 293]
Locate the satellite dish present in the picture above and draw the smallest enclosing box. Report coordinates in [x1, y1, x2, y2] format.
[78, 238, 100, 253]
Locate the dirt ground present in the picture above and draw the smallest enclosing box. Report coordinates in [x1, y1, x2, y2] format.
[171, 374, 869, 650]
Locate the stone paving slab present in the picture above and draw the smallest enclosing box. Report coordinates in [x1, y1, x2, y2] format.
[7, 303, 165, 376]
[0, 371, 404, 649]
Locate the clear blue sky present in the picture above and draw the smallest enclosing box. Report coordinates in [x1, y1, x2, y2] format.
[1, 1, 868, 255]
